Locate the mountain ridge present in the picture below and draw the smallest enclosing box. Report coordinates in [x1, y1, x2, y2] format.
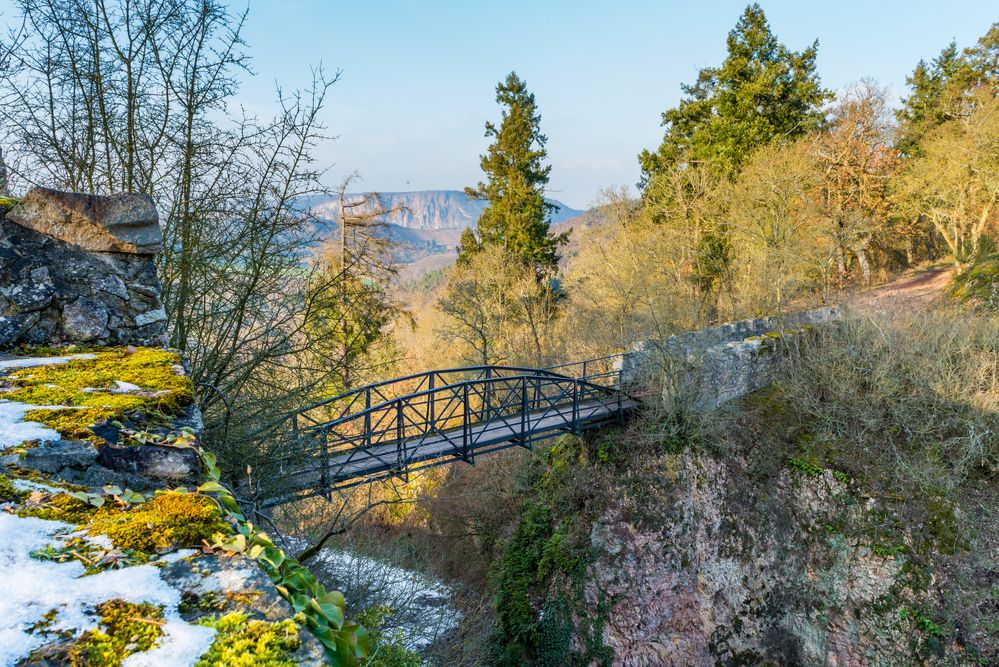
[309, 189, 584, 231]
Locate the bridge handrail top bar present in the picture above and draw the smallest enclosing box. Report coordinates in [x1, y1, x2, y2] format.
[248, 364, 583, 437]
[544, 351, 627, 372]
[289, 364, 583, 415]
[295, 372, 623, 435]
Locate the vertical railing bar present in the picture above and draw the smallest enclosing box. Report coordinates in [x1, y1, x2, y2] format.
[429, 373, 436, 432]
[520, 376, 528, 448]
[396, 400, 405, 478]
[463, 383, 471, 462]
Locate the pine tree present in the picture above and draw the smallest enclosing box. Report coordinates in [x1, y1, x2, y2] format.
[639, 3, 829, 181]
[462, 72, 567, 275]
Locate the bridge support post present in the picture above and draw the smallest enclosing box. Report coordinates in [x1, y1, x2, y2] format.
[572, 380, 580, 435]
[428, 374, 436, 430]
[484, 367, 492, 421]
[320, 429, 330, 500]
[396, 402, 405, 481]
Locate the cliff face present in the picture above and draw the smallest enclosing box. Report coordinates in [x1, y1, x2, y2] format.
[488, 313, 995, 667]
[586, 449, 928, 665]
[310, 190, 584, 231]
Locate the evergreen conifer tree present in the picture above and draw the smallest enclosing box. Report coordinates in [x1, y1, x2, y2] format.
[461, 72, 567, 276]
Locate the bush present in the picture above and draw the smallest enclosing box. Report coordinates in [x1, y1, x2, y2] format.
[775, 309, 999, 492]
[951, 253, 999, 312]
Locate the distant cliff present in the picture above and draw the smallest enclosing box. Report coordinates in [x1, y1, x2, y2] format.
[309, 190, 584, 231]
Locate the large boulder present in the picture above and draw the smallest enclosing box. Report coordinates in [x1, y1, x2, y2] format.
[6, 187, 162, 254]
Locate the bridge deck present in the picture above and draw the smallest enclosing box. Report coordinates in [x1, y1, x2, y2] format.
[269, 395, 639, 506]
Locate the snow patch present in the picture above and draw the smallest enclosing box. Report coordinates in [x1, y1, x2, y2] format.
[0, 354, 96, 370]
[0, 401, 64, 450]
[0, 513, 216, 666]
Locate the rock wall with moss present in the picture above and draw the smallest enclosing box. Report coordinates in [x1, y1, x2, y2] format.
[0, 187, 367, 666]
[488, 310, 997, 666]
[0, 347, 344, 666]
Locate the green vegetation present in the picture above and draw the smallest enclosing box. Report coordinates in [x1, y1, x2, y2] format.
[639, 3, 829, 180]
[197, 450, 369, 666]
[460, 71, 568, 275]
[26, 600, 165, 666]
[195, 613, 301, 667]
[950, 253, 999, 310]
[355, 606, 422, 667]
[6, 347, 192, 441]
[0, 472, 24, 502]
[85, 491, 229, 552]
[491, 435, 613, 666]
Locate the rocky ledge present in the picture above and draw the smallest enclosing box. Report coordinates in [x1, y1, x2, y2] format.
[0, 348, 337, 666]
[0, 189, 167, 349]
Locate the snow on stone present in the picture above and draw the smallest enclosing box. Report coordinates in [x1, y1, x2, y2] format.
[112, 380, 143, 393]
[0, 353, 96, 370]
[0, 401, 64, 450]
[0, 513, 216, 666]
[154, 548, 198, 565]
[121, 614, 215, 667]
[11, 478, 67, 495]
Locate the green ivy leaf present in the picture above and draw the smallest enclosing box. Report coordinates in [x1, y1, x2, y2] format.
[197, 481, 226, 493]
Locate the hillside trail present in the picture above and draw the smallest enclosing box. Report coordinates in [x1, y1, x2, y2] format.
[842, 264, 953, 315]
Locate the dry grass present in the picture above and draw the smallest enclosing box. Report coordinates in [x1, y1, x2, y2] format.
[773, 308, 999, 493]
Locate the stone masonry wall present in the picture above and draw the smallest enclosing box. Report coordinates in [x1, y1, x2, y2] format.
[617, 306, 842, 410]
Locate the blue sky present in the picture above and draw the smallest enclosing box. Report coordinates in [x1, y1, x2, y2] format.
[5, 1, 997, 209]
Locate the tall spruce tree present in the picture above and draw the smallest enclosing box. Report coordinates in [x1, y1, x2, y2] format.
[639, 4, 829, 181]
[462, 72, 567, 275]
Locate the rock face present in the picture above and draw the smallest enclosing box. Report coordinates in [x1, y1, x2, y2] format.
[0, 197, 167, 348]
[7, 187, 162, 254]
[311, 190, 583, 231]
[582, 450, 946, 665]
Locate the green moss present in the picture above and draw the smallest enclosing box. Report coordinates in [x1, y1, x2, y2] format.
[5, 347, 193, 442]
[950, 254, 999, 311]
[30, 536, 150, 574]
[179, 591, 229, 617]
[787, 456, 824, 477]
[0, 196, 19, 207]
[86, 491, 229, 552]
[26, 599, 165, 666]
[0, 472, 25, 502]
[491, 435, 612, 667]
[195, 612, 301, 667]
[18, 492, 98, 524]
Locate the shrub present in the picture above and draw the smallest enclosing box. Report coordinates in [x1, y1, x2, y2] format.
[775, 309, 999, 492]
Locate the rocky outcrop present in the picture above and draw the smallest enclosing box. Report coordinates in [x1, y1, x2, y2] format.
[311, 189, 583, 231]
[7, 187, 162, 254]
[583, 449, 952, 665]
[0, 190, 167, 348]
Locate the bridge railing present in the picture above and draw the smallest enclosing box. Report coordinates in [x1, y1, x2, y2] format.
[263, 371, 626, 502]
[545, 352, 626, 386]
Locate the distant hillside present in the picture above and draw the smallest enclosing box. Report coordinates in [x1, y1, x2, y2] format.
[309, 190, 584, 233]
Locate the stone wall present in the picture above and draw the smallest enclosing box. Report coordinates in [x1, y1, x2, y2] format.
[616, 306, 842, 410]
[0, 187, 167, 348]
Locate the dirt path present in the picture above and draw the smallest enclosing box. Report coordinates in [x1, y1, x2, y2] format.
[844, 265, 953, 314]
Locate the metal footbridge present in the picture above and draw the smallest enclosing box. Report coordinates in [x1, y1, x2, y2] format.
[258, 356, 637, 507]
